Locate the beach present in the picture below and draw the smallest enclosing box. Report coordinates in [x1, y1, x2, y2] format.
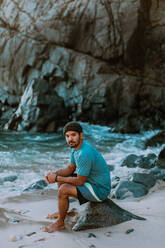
[0, 180, 165, 248]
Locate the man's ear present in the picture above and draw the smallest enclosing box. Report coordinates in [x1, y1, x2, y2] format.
[80, 132, 83, 139]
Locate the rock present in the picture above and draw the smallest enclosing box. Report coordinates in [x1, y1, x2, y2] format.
[137, 153, 157, 169]
[145, 131, 165, 147]
[121, 154, 141, 168]
[72, 198, 145, 231]
[114, 181, 148, 199]
[24, 179, 48, 191]
[150, 167, 165, 181]
[131, 173, 156, 189]
[3, 175, 17, 182]
[104, 231, 112, 237]
[157, 147, 165, 169]
[9, 218, 20, 223]
[4, 78, 68, 132]
[121, 153, 157, 169]
[88, 233, 96, 238]
[0, 0, 164, 132]
[125, 228, 134, 234]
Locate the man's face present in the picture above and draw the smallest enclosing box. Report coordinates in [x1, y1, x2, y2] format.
[65, 131, 83, 149]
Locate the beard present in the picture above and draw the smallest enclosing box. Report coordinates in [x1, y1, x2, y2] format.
[68, 137, 81, 148]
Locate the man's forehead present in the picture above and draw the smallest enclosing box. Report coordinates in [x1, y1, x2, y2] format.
[65, 130, 79, 135]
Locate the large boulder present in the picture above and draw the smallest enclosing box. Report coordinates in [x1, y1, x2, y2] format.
[131, 173, 156, 189]
[145, 131, 165, 147]
[114, 181, 148, 199]
[73, 198, 145, 231]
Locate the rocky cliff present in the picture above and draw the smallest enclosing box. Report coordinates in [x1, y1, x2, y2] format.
[0, 0, 164, 132]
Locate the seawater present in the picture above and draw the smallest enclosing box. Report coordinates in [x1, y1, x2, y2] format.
[0, 122, 163, 199]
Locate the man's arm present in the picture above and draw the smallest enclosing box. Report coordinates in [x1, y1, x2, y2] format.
[57, 174, 87, 186]
[45, 163, 76, 183]
[55, 163, 76, 177]
[45, 172, 87, 186]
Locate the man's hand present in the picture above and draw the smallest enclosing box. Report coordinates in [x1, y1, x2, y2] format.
[44, 172, 57, 184]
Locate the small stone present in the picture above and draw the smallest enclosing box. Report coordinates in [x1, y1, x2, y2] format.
[9, 218, 20, 223]
[125, 228, 134, 234]
[89, 245, 96, 248]
[104, 231, 111, 237]
[34, 238, 46, 242]
[88, 233, 96, 238]
[26, 232, 36, 237]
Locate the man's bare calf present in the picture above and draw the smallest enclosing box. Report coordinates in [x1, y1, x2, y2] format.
[44, 183, 78, 232]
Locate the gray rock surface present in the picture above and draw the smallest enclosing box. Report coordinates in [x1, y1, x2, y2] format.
[4, 78, 67, 132]
[23, 179, 48, 191]
[114, 181, 148, 199]
[121, 153, 156, 169]
[131, 173, 156, 189]
[0, 0, 164, 132]
[73, 198, 145, 231]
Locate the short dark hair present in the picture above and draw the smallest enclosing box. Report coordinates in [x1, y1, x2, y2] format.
[63, 121, 83, 135]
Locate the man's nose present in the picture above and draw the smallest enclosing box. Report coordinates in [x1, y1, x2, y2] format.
[68, 136, 73, 142]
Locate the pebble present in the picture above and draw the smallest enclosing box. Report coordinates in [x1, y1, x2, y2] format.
[9, 218, 20, 223]
[125, 228, 134, 234]
[88, 233, 96, 238]
[89, 245, 96, 248]
[104, 231, 112, 237]
[26, 232, 36, 237]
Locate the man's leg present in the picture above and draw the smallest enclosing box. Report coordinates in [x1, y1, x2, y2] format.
[44, 183, 78, 232]
[46, 182, 76, 219]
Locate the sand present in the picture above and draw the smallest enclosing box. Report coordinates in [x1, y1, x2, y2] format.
[0, 180, 165, 248]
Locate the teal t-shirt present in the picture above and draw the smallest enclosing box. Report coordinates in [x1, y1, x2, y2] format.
[70, 141, 111, 200]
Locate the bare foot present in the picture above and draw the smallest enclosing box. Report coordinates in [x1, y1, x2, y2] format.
[46, 210, 76, 219]
[46, 212, 59, 219]
[43, 222, 65, 233]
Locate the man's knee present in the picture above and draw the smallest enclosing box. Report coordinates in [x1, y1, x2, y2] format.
[58, 184, 69, 197]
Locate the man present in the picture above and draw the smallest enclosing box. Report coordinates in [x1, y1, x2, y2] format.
[44, 121, 111, 232]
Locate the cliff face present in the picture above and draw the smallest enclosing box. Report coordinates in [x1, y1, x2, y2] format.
[0, 0, 164, 132]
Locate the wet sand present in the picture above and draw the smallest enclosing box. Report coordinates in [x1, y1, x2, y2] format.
[0, 181, 165, 248]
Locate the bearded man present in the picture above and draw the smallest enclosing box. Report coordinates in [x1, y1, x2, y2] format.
[44, 121, 111, 232]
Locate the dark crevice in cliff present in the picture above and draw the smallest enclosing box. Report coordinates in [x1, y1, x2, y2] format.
[125, 0, 152, 69]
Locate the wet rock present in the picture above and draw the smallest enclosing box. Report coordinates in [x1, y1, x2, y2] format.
[24, 179, 48, 191]
[157, 147, 165, 169]
[121, 153, 157, 169]
[114, 181, 148, 199]
[111, 176, 120, 189]
[137, 153, 157, 169]
[121, 154, 141, 168]
[3, 175, 17, 182]
[131, 173, 156, 189]
[73, 198, 145, 231]
[150, 167, 165, 181]
[144, 131, 165, 147]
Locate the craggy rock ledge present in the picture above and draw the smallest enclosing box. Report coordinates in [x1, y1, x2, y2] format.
[0, 0, 164, 132]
